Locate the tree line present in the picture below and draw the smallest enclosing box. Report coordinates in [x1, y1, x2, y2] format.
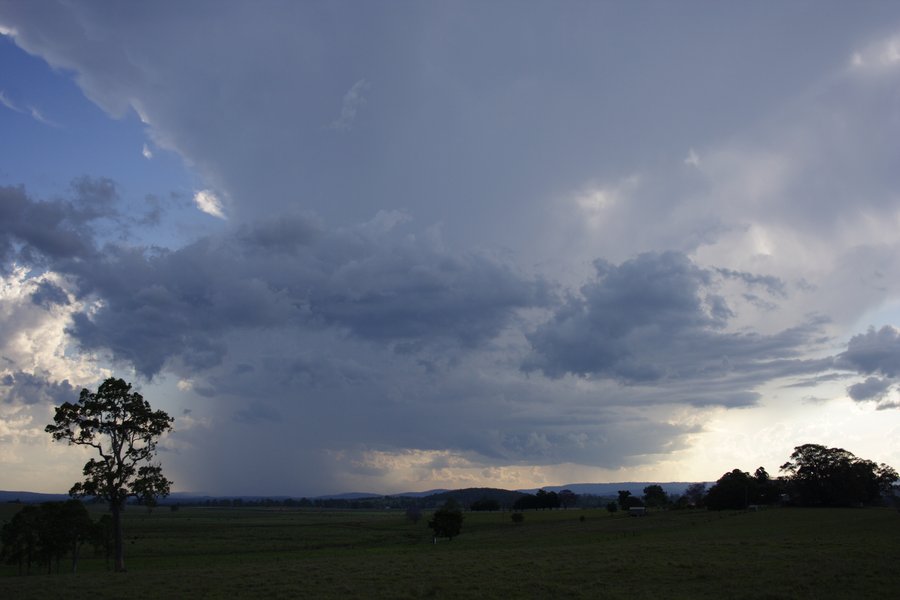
[0, 499, 112, 575]
[703, 444, 898, 510]
[610, 445, 898, 512]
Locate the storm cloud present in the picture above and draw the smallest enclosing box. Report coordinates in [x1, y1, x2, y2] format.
[524, 252, 826, 388]
[7, 184, 549, 378]
[4, 2, 900, 495]
[1, 370, 75, 406]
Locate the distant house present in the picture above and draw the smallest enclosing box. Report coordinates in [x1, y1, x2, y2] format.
[629, 506, 647, 517]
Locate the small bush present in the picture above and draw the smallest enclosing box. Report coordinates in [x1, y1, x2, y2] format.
[511, 512, 524, 524]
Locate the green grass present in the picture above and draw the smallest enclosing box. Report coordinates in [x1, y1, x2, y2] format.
[1, 505, 898, 598]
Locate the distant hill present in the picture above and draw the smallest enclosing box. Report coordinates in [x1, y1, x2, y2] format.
[0, 491, 70, 504]
[411, 487, 526, 509]
[518, 482, 709, 497]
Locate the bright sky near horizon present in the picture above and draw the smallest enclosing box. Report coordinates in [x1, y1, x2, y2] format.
[2, 1, 900, 497]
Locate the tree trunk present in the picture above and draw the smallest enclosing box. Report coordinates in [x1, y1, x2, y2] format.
[111, 501, 126, 572]
[71, 541, 79, 574]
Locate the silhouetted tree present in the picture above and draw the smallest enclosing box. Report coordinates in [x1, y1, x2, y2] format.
[59, 500, 94, 573]
[429, 500, 463, 541]
[683, 483, 707, 508]
[513, 494, 534, 510]
[617, 490, 643, 509]
[1, 505, 39, 574]
[705, 469, 755, 510]
[1, 500, 94, 575]
[46, 378, 173, 572]
[642, 485, 668, 508]
[752, 467, 783, 505]
[513, 490, 560, 510]
[558, 489, 578, 509]
[537, 489, 560, 510]
[780, 443, 898, 506]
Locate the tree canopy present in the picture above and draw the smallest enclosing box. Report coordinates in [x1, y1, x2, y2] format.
[428, 500, 463, 540]
[513, 489, 561, 510]
[617, 490, 643, 509]
[705, 444, 898, 510]
[780, 443, 898, 507]
[45, 377, 173, 572]
[642, 485, 668, 508]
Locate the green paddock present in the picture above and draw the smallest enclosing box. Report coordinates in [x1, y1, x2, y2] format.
[1, 504, 898, 599]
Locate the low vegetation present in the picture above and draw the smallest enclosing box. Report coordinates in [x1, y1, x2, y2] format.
[2, 503, 899, 598]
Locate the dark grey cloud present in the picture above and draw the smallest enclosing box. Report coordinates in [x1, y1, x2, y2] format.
[177, 353, 704, 485]
[236, 212, 320, 254]
[847, 376, 892, 402]
[834, 326, 900, 408]
[0, 183, 106, 268]
[233, 401, 282, 425]
[0, 371, 76, 405]
[524, 252, 823, 386]
[4, 184, 548, 378]
[309, 248, 548, 348]
[837, 326, 900, 377]
[30, 280, 69, 308]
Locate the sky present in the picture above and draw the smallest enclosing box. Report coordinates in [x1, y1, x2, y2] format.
[2, 1, 900, 497]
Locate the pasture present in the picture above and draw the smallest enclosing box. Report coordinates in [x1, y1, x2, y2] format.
[1, 503, 898, 598]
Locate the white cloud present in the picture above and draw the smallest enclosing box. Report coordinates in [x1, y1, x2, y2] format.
[331, 78, 370, 131]
[27, 105, 58, 127]
[0, 89, 58, 126]
[849, 33, 900, 71]
[0, 89, 19, 112]
[0, 269, 86, 379]
[193, 189, 226, 219]
[684, 148, 700, 168]
[142, 143, 153, 159]
[573, 175, 640, 226]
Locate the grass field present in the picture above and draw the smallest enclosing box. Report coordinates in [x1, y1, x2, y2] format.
[1, 504, 898, 598]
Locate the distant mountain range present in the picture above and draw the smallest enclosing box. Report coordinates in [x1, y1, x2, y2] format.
[1, 482, 708, 505]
